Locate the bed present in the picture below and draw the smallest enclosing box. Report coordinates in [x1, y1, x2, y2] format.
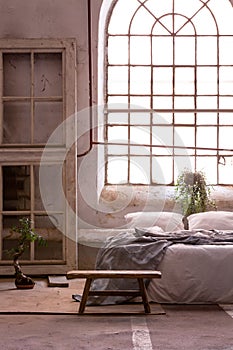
[89, 211, 233, 305]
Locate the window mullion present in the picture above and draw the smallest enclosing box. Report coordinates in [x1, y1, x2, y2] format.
[128, 33, 130, 183]
[31, 51, 34, 145]
[0, 52, 3, 145]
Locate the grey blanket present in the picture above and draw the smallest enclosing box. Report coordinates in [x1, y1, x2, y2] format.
[74, 228, 233, 305]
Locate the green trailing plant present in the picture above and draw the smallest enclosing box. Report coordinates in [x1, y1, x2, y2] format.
[175, 170, 217, 218]
[8, 217, 46, 289]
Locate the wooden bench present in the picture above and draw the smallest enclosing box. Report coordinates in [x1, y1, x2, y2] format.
[67, 270, 162, 314]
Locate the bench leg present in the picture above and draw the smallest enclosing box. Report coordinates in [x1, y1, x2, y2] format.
[79, 278, 93, 314]
[137, 278, 151, 314]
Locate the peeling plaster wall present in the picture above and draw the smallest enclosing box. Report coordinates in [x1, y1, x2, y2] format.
[78, 184, 233, 229]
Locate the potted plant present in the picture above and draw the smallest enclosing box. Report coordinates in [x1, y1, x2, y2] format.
[175, 170, 217, 222]
[8, 217, 46, 289]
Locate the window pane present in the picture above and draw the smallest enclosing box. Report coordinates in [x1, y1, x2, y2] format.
[219, 127, 233, 149]
[39, 163, 64, 212]
[196, 157, 217, 184]
[219, 37, 233, 65]
[219, 97, 233, 109]
[108, 126, 128, 141]
[34, 165, 44, 211]
[175, 68, 195, 95]
[130, 67, 151, 94]
[3, 166, 30, 211]
[152, 157, 172, 184]
[175, 126, 195, 146]
[108, 36, 128, 64]
[130, 37, 151, 64]
[197, 37, 217, 65]
[153, 67, 173, 95]
[152, 142, 172, 156]
[197, 67, 218, 95]
[3, 102, 31, 144]
[108, 112, 128, 125]
[130, 112, 150, 125]
[108, 66, 128, 94]
[3, 53, 30, 96]
[34, 53, 62, 97]
[219, 67, 233, 95]
[196, 112, 217, 125]
[153, 96, 172, 109]
[174, 157, 195, 180]
[197, 96, 217, 109]
[219, 157, 233, 185]
[34, 102, 63, 144]
[152, 37, 173, 65]
[34, 215, 63, 260]
[130, 157, 150, 184]
[174, 113, 194, 124]
[153, 113, 173, 124]
[175, 37, 195, 65]
[130, 145, 150, 155]
[108, 145, 128, 155]
[219, 113, 233, 125]
[197, 126, 217, 150]
[107, 157, 128, 184]
[107, 96, 128, 105]
[130, 96, 151, 108]
[130, 126, 151, 145]
[152, 125, 173, 146]
[174, 127, 195, 155]
[174, 97, 194, 109]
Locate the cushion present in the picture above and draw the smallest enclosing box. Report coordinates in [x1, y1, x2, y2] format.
[134, 226, 164, 237]
[124, 211, 184, 232]
[187, 211, 233, 230]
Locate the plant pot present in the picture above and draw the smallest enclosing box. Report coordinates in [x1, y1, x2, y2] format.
[15, 274, 35, 290]
[15, 281, 35, 289]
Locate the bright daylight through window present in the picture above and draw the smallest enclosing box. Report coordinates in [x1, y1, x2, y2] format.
[103, 0, 233, 185]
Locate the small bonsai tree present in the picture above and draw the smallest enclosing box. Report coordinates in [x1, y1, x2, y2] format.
[175, 170, 217, 219]
[8, 217, 46, 289]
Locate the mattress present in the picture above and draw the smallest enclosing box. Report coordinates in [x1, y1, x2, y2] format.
[147, 243, 233, 304]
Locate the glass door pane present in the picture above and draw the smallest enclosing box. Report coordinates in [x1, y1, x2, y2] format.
[3, 166, 30, 211]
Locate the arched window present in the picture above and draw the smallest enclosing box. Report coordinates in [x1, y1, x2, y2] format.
[101, 0, 233, 185]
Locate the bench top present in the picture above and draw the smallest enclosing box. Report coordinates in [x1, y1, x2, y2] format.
[67, 270, 161, 279]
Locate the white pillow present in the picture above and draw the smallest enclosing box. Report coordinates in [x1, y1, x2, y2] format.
[187, 211, 233, 230]
[124, 211, 184, 232]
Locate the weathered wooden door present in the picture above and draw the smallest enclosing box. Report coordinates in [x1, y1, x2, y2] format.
[0, 39, 78, 275]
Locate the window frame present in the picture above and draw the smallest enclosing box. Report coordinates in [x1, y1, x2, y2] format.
[102, 0, 233, 186]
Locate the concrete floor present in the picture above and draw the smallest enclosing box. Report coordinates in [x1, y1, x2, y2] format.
[0, 304, 233, 350]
